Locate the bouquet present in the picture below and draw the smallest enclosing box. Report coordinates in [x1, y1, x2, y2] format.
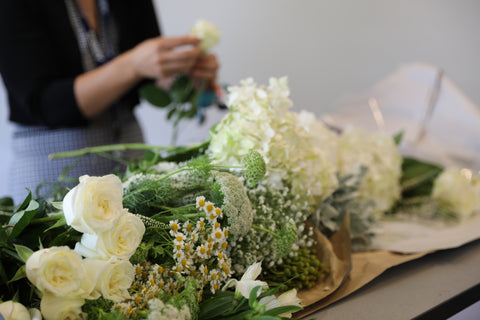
[2, 76, 479, 320]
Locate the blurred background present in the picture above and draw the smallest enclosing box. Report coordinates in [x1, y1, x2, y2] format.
[1, 0, 480, 197]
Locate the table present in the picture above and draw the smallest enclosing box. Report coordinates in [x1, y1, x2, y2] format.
[306, 239, 480, 319]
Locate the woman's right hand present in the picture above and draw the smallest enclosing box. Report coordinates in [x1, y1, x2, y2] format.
[129, 35, 202, 80]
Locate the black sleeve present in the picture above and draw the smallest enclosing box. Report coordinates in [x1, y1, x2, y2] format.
[0, 0, 87, 127]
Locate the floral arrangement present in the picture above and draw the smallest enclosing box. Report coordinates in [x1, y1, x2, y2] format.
[1, 76, 478, 320]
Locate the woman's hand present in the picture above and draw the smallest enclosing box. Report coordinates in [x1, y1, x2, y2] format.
[130, 35, 202, 80]
[191, 53, 220, 89]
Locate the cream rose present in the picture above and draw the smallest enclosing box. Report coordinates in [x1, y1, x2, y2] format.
[190, 19, 220, 52]
[75, 210, 145, 260]
[40, 294, 85, 320]
[0, 301, 32, 320]
[83, 258, 134, 302]
[26, 246, 87, 297]
[63, 174, 124, 235]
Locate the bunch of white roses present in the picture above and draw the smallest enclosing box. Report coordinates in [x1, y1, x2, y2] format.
[25, 174, 145, 320]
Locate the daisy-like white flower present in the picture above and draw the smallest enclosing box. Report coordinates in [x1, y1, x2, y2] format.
[196, 196, 206, 209]
[196, 244, 209, 259]
[173, 232, 186, 247]
[196, 218, 206, 232]
[211, 227, 226, 243]
[169, 220, 180, 236]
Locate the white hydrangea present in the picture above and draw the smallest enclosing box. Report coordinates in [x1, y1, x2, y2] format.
[190, 19, 220, 52]
[432, 168, 480, 220]
[209, 77, 338, 204]
[338, 127, 402, 217]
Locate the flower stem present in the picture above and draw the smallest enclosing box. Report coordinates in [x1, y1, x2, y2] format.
[251, 225, 281, 238]
[48, 143, 203, 160]
[30, 215, 63, 225]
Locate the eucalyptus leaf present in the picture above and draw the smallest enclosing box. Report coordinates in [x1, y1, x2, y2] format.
[14, 244, 34, 263]
[139, 83, 171, 107]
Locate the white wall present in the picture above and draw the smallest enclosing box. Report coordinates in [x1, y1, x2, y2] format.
[1, 0, 480, 197]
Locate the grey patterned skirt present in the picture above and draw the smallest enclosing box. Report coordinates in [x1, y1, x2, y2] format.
[9, 108, 144, 204]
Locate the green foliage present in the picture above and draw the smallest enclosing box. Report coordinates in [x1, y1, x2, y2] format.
[83, 299, 121, 320]
[309, 168, 375, 250]
[139, 76, 208, 145]
[198, 285, 301, 320]
[400, 157, 443, 198]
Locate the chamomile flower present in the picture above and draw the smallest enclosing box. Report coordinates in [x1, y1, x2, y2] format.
[196, 196, 206, 209]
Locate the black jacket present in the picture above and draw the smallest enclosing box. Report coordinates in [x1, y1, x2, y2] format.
[0, 0, 160, 127]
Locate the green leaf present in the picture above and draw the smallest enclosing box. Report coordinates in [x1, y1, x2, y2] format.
[8, 265, 26, 283]
[44, 214, 67, 232]
[393, 131, 404, 145]
[14, 244, 34, 263]
[50, 201, 63, 211]
[8, 200, 40, 240]
[263, 305, 302, 316]
[0, 196, 14, 208]
[166, 107, 178, 120]
[139, 83, 171, 107]
[252, 316, 280, 320]
[401, 157, 443, 197]
[249, 286, 263, 309]
[16, 190, 32, 212]
[222, 310, 255, 320]
[170, 75, 194, 103]
[0, 258, 8, 284]
[198, 293, 235, 319]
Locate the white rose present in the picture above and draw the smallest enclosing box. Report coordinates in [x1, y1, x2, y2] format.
[190, 19, 220, 52]
[75, 210, 145, 260]
[63, 174, 124, 235]
[0, 301, 31, 320]
[26, 246, 87, 297]
[83, 258, 134, 302]
[40, 294, 85, 320]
